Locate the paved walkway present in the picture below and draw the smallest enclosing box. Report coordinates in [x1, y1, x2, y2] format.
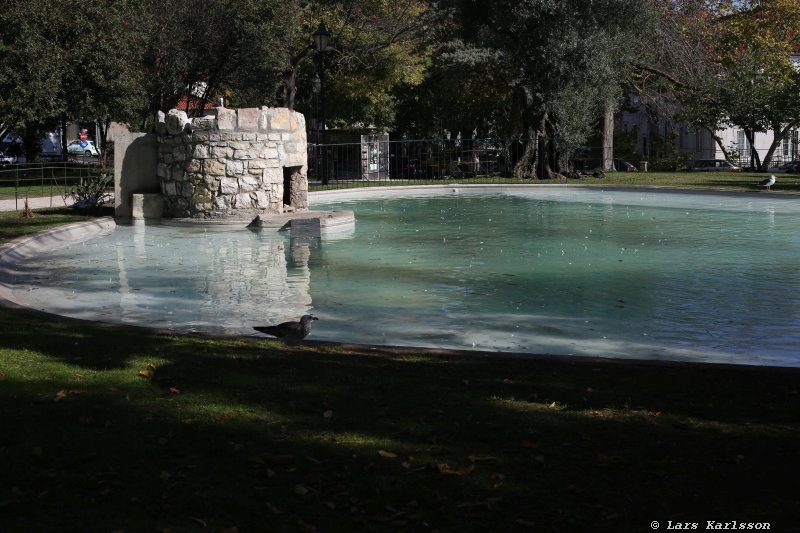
[0, 195, 71, 212]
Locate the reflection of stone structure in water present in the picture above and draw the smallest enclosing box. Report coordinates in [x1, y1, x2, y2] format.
[156, 107, 308, 222]
[113, 226, 314, 331]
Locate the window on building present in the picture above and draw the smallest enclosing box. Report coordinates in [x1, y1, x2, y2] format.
[737, 130, 750, 163]
[782, 135, 790, 162]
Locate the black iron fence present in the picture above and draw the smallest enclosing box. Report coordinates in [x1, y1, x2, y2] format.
[0, 161, 109, 209]
[307, 138, 531, 188]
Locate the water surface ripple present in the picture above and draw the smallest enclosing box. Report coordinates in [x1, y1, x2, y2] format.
[8, 187, 800, 366]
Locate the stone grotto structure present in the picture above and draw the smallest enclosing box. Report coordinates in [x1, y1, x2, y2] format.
[157, 106, 309, 221]
[112, 106, 353, 232]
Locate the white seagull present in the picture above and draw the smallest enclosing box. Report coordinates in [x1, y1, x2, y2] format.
[758, 175, 776, 190]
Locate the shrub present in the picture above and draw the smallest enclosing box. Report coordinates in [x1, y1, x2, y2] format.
[63, 173, 113, 209]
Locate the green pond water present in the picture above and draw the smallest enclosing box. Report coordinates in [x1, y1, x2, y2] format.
[6, 187, 800, 365]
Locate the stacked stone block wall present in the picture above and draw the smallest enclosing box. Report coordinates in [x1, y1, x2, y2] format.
[157, 107, 307, 220]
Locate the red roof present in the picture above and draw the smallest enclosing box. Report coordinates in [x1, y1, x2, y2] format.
[175, 95, 216, 111]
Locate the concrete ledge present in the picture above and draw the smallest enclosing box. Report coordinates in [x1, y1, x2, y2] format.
[131, 193, 164, 223]
[160, 210, 355, 231]
[0, 217, 116, 266]
[0, 217, 116, 304]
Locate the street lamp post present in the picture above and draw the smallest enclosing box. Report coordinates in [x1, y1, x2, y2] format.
[313, 21, 331, 184]
[312, 74, 321, 183]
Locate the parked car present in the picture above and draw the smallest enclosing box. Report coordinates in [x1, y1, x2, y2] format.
[0, 150, 13, 165]
[67, 140, 100, 157]
[687, 159, 740, 172]
[614, 159, 638, 172]
[767, 161, 800, 173]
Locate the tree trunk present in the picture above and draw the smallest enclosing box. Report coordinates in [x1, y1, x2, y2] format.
[703, 126, 734, 163]
[22, 123, 40, 162]
[97, 117, 112, 169]
[513, 130, 538, 180]
[279, 48, 313, 111]
[0, 123, 12, 141]
[759, 123, 797, 172]
[61, 115, 68, 162]
[601, 103, 615, 172]
[744, 128, 762, 170]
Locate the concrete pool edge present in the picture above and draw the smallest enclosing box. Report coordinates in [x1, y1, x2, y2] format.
[310, 182, 800, 201]
[3, 291, 798, 372]
[0, 217, 117, 306]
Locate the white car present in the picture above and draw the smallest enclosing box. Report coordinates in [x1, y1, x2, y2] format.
[67, 140, 100, 157]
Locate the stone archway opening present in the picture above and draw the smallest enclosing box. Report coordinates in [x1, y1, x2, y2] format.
[283, 165, 307, 213]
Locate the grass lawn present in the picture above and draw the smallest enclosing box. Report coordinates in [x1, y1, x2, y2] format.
[309, 170, 800, 193]
[1, 184, 799, 532]
[0, 206, 114, 242]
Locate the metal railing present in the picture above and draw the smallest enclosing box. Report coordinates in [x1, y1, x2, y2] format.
[307, 138, 531, 189]
[0, 161, 109, 210]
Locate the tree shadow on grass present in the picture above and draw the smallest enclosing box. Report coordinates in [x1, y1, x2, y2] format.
[2, 305, 800, 531]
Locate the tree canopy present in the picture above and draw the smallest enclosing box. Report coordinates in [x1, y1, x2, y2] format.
[643, 0, 800, 170]
[395, 0, 656, 177]
[2, 0, 798, 172]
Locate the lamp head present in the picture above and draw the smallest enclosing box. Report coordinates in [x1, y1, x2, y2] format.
[313, 22, 331, 52]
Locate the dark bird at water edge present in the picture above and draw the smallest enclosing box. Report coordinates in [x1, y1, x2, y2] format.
[254, 314, 318, 340]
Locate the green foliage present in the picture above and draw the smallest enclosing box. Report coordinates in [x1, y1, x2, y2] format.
[660, 0, 800, 170]
[394, 0, 658, 177]
[63, 174, 113, 208]
[0, 0, 69, 132]
[613, 124, 641, 162]
[649, 130, 690, 171]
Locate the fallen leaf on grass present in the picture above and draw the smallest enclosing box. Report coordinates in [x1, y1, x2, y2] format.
[266, 502, 284, 514]
[492, 473, 505, 489]
[52, 389, 87, 402]
[468, 455, 497, 463]
[297, 520, 317, 532]
[169, 387, 181, 394]
[188, 517, 207, 527]
[378, 450, 398, 458]
[294, 484, 311, 496]
[436, 463, 475, 476]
